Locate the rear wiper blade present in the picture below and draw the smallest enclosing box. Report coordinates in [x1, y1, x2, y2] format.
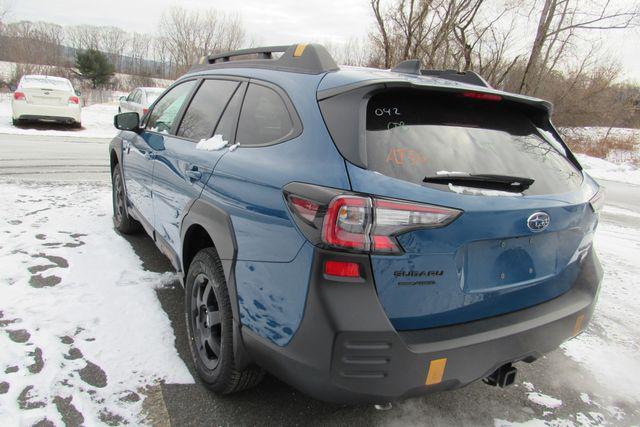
[423, 173, 535, 192]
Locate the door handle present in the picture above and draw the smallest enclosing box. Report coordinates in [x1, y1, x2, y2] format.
[186, 167, 202, 181]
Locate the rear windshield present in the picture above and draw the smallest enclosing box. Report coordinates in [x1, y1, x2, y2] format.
[20, 77, 72, 91]
[366, 90, 582, 195]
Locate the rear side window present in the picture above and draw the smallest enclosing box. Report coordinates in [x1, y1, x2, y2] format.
[365, 90, 582, 195]
[177, 79, 239, 141]
[236, 84, 294, 146]
[146, 80, 196, 134]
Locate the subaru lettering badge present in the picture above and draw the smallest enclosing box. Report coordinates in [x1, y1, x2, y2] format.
[527, 212, 550, 232]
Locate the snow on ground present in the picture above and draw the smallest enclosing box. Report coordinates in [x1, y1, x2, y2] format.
[493, 208, 640, 426]
[576, 153, 640, 186]
[560, 217, 640, 398]
[0, 182, 193, 425]
[560, 127, 640, 144]
[0, 97, 119, 139]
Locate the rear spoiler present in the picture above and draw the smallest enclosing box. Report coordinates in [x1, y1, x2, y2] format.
[316, 79, 553, 114]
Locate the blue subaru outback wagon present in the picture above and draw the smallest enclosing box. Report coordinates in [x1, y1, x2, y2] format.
[110, 44, 604, 403]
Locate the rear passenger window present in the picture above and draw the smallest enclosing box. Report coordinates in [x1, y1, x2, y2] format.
[146, 80, 196, 134]
[236, 84, 294, 146]
[177, 79, 239, 141]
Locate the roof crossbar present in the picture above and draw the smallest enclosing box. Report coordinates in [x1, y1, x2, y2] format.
[190, 43, 339, 75]
[206, 45, 290, 63]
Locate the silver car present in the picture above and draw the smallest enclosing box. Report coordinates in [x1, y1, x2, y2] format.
[118, 87, 165, 117]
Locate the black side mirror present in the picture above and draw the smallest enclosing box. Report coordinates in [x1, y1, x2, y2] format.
[119, 96, 126, 102]
[114, 112, 141, 132]
[75, 90, 82, 97]
[8, 84, 16, 92]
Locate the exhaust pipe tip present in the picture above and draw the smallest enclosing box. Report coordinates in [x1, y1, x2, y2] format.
[483, 363, 517, 388]
[374, 402, 393, 411]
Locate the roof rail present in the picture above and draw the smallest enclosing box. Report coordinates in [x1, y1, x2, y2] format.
[390, 59, 491, 88]
[189, 43, 339, 75]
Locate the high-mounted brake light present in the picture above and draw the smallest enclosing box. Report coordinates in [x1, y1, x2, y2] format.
[460, 91, 502, 102]
[68, 96, 80, 105]
[13, 92, 26, 101]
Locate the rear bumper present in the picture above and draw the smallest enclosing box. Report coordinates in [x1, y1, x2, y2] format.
[242, 247, 602, 403]
[12, 101, 81, 123]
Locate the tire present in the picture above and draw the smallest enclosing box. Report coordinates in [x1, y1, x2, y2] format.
[72, 121, 82, 129]
[185, 248, 264, 393]
[111, 166, 141, 234]
[12, 118, 19, 127]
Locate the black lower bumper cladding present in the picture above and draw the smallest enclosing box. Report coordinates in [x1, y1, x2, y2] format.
[242, 247, 603, 403]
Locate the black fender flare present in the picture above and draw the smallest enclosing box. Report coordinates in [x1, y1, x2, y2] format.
[180, 199, 252, 368]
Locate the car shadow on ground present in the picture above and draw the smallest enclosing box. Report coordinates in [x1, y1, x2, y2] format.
[119, 231, 631, 426]
[12, 122, 85, 131]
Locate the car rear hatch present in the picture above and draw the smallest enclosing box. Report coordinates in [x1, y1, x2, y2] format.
[20, 78, 73, 107]
[319, 83, 601, 330]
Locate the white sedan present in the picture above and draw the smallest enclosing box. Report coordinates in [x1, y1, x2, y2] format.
[118, 87, 165, 117]
[11, 75, 82, 127]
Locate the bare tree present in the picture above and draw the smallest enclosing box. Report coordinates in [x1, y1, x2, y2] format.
[369, 0, 501, 70]
[324, 37, 373, 67]
[158, 6, 245, 75]
[66, 25, 101, 51]
[100, 26, 128, 70]
[129, 32, 152, 75]
[518, 0, 640, 94]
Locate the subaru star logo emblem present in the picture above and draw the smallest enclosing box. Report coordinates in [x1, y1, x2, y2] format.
[527, 212, 550, 232]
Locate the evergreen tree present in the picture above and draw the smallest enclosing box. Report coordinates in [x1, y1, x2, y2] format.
[75, 49, 115, 88]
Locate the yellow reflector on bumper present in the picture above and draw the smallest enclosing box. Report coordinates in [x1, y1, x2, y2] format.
[425, 358, 447, 385]
[573, 314, 585, 336]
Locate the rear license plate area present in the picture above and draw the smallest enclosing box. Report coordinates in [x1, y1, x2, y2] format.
[465, 232, 558, 292]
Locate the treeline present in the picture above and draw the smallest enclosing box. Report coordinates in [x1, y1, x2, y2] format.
[0, 1, 639, 127]
[331, 0, 640, 128]
[0, 6, 245, 82]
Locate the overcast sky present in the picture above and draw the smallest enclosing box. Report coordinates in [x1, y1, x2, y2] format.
[6, 0, 640, 82]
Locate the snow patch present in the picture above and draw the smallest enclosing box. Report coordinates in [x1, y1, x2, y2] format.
[448, 183, 523, 197]
[196, 134, 227, 151]
[0, 182, 193, 425]
[560, 221, 640, 400]
[602, 205, 640, 219]
[527, 392, 563, 409]
[576, 154, 640, 186]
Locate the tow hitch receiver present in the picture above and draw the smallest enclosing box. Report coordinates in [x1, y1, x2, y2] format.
[483, 363, 517, 388]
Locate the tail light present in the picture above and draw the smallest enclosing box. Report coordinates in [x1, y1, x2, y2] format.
[68, 96, 80, 104]
[589, 188, 605, 213]
[13, 92, 26, 101]
[285, 185, 461, 254]
[143, 108, 149, 115]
